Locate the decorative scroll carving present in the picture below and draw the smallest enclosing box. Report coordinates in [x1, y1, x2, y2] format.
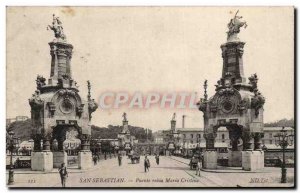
[87, 81, 98, 120]
[248, 73, 258, 92]
[204, 132, 217, 150]
[29, 90, 44, 110]
[47, 102, 56, 117]
[238, 98, 250, 113]
[248, 73, 265, 117]
[80, 134, 91, 151]
[36, 75, 46, 89]
[251, 91, 265, 117]
[76, 104, 85, 117]
[58, 89, 76, 98]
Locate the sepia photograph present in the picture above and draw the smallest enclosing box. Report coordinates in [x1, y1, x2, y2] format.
[5, 6, 295, 188]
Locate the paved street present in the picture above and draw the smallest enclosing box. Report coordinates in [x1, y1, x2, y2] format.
[7, 155, 294, 188]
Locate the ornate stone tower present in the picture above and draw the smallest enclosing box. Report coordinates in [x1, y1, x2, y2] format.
[167, 113, 179, 154]
[118, 112, 133, 154]
[197, 11, 265, 171]
[29, 14, 98, 171]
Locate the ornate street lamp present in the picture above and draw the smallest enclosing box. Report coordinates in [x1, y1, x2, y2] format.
[274, 127, 294, 183]
[196, 135, 201, 156]
[7, 131, 15, 185]
[173, 132, 179, 155]
[97, 141, 101, 156]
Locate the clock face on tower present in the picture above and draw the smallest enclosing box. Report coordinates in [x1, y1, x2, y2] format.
[220, 98, 236, 114]
[59, 98, 75, 114]
[210, 88, 242, 116]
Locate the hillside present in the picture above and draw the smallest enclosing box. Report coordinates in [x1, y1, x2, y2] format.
[264, 118, 294, 127]
[6, 119, 153, 142]
[6, 119, 32, 141]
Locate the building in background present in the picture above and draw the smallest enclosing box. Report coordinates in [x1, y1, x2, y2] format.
[18, 139, 34, 155]
[153, 126, 294, 164]
[6, 116, 29, 126]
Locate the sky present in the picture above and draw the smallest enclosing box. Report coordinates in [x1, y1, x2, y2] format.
[6, 7, 294, 131]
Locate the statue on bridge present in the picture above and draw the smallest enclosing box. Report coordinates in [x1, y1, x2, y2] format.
[171, 113, 176, 121]
[122, 112, 127, 122]
[227, 10, 247, 41]
[47, 14, 67, 41]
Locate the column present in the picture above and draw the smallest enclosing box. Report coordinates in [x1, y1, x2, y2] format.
[53, 135, 67, 168]
[203, 132, 218, 169]
[78, 134, 92, 170]
[254, 133, 263, 150]
[31, 135, 53, 172]
[242, 131, 264, 171]
[228, 130, 242, 167]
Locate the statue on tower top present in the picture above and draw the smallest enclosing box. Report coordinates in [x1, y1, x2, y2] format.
[47, 14, 67, 41]
[122, 112, 128, 122]
[171, 113, 176, 121]
[227, 10, 247, 42]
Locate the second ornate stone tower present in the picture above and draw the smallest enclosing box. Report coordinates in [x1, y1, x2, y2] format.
[198, 11, 265, 171]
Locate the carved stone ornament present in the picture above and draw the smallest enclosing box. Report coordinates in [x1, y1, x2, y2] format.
[238, 98, 250, 113]
[76, 104, 85, 117]
[88, 99, 98, 120]
[58, 89, 76, 99]
[36, 75, 46, 89]
[47, 102, 56, 116]
[197, 98, 207, 113]
[29, 90, 44, 110]
[248, 73, 258, 92]
[251, 91, 265, 117]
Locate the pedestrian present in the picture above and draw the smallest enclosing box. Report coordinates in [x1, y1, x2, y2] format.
[196, 159, 202, 177]
[144, 156, 150, 172]
[93, 155, 97, 165]
[155, 154, 160, 165]
[97, 153, 100, 162]
[58, 163, 68, 188]
[118, 153, 122, 166]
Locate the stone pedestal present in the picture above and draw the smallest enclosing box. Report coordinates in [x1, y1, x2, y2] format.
[53, 151, 68, 168]
[242, 150, 264, 171]
[203, 150, 218, 169]
[78, 151, 92, 170]
[228, 151, 242, 167]
[31, 151, 53, 172]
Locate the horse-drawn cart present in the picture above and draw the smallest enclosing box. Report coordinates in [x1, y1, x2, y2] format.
[131, 153, 140, 164]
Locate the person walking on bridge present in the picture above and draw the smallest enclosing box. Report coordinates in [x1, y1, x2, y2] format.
[118, 153, 122, 166]
[144, 155, 150, 172]
[58, 163, 68, 188]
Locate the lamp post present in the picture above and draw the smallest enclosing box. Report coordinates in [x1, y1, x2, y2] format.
[274, 127, 294, 183]
[196, 135, 201, 156]
[183, 140, 186, 158]
[8, 131, 15, 185]
[173, 132, 179, 156]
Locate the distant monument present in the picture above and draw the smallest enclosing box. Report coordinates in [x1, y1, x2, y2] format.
[118, 112, 133, 155]
[170, 113, 176, 132]
[29, 15, 98, 171]
[167, 113, 178, 155]
[197, 11, 265, 171]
